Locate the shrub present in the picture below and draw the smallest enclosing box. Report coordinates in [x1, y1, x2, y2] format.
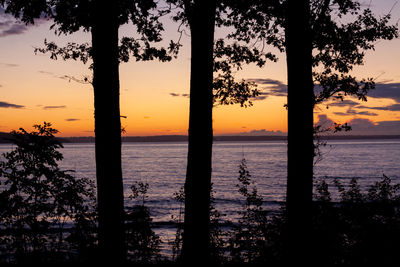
[228, 158, 268, 263]
[125, 181, 161, 263]
[0, 123, 96, 263]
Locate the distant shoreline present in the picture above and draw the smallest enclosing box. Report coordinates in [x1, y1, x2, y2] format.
[1, 132, 399, 144]
[67, 135, 400, 143]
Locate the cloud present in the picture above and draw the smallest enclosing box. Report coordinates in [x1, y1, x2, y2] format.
[251, 92, 269, 101]
[247, 78, 287, 98]
[0, 22, 28, 37]
[38, 70, 54, 75]
[317, 114, 400, 135]
[143, 116, 150, 119]
[246, 81, 400, 104]
[347, 118, 400, 135]
[0, 101, 24, 109]
[65, 118, 80, 122]
[0, 7, 49, 38]
[43, 105, 66, 109]
[327, 99, 360, 108]
[169, 92, 190, 98]
[333, 108, 378, 117]
[236, 129, 286, 136]
[368, 83, 400, 103]
[357, 103, 400, 112]
[0, 62, 19, 68]
[316, 114, 335, 127]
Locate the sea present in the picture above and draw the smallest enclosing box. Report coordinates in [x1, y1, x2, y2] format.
[1, 139, 399, 255]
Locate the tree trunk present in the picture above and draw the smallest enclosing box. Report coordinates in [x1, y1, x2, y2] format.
[182, 0, 216, 263]
[91, 1, 126, 263]
[285, 0, 314, 264]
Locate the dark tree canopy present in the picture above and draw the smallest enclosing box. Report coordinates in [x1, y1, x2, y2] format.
[0, 1, 180, 264]
[219, 0, 399, 105]
[167, 0, 280, 108]
[0, 0, 178, 66]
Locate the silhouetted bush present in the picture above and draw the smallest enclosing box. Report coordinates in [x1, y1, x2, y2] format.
[170, 183, 225, 263]
[228, 158, 268, 263]
[225, 160, 400, 266]
[170, 186, 184, 261]
[2, 123, 399, 266]
[312, 175, 400, 266]
[125, 181, 162, 263]
[0, 123, 97, 263]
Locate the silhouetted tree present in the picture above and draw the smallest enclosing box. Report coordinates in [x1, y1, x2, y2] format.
[0, 1, 175, 263]
[170, 183, 225, 263]
[222, 1, 398, 263]
[284, 0, 314, 263]
[166, 1, 275, 262]
[178, 1, 216, 263]
[285, 2, 397, 263]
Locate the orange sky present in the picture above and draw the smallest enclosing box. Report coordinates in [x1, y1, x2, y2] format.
[1, 2, 400, 137]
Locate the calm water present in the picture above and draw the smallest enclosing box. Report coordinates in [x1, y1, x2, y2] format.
[1, 139, 399, 252]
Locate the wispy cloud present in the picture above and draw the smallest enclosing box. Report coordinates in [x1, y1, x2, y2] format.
[368, 83, 400, 103]
[169, 92, 190, 98]
[0, 101, 24, 109]
[251, 92, 269, 101]
[247, 78, 287, 98]
[357, 103, 400, 112]
[65, 118, 80, 122]
[0, 62, 19, 68]
[327, 99, 360, 108]
[317, 114, 400, 135]
[235, 129, 286, 136]
[246, 81, 400, 104]
[333, 108, 378, 117]
[0, 7, 48, 38]
[38, 70, 54, 75]
[43, 105, 66, 110]
[347, 118, 400, 135]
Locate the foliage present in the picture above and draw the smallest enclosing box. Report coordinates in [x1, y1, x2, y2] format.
[313, 122, 351, 166]
[255, 175, 400, 266]
[311, 175, 400, 266]
[0, 0, 178, 67]
[169, 185, 184, 261]
[220, 0, 399, 106]
[125, 181, 161, 263]
[228, 158, 268, 263]
[166, 0, 278, 108]
[170, 184, 225, 263]
[0, 123, 96, 263]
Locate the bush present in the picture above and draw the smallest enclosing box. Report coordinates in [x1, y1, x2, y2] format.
[125, 181, 162, 263]
[170, 183, 225, 263]
[312, 175, 400, 266]
[228, 158, 268, 263]
[0, 123, 97, 263]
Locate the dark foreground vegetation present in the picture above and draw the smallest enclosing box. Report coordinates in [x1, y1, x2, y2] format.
[0, 124, 400, 266]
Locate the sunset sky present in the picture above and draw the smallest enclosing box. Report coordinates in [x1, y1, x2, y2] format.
[1, 1, 400, 137]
